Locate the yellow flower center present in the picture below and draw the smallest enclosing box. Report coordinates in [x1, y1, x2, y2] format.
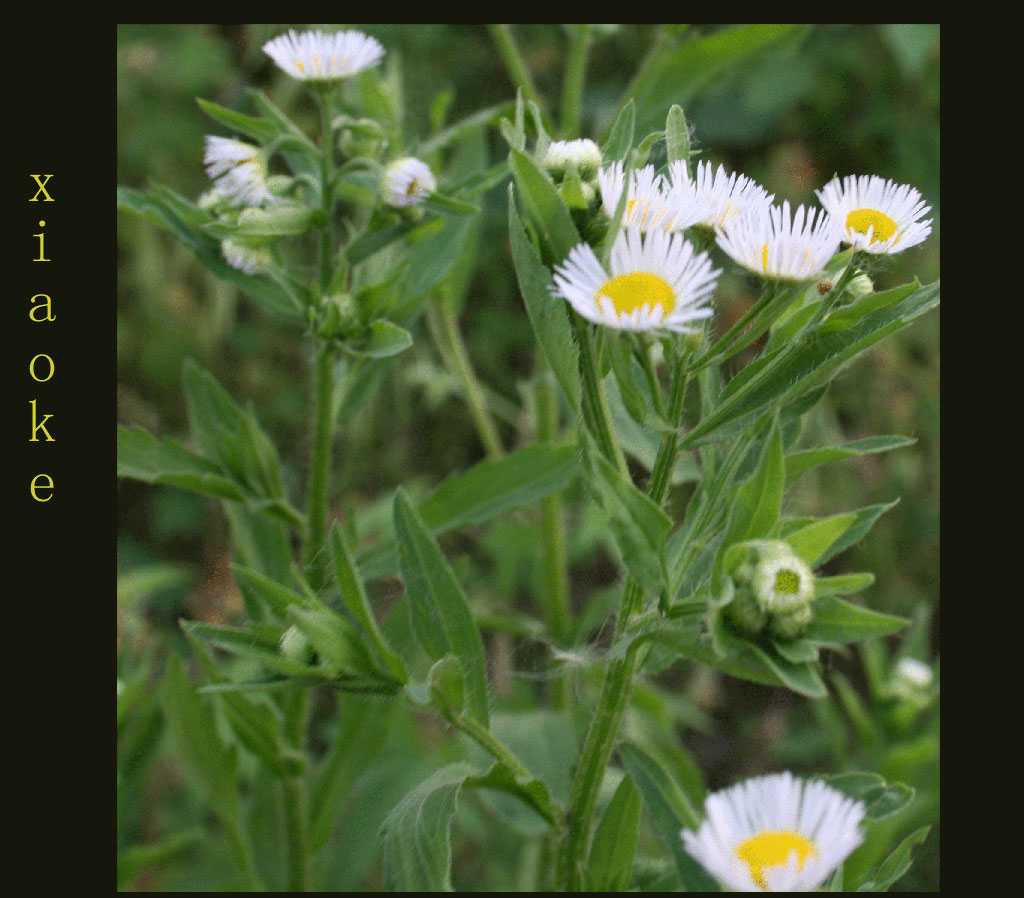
[736, 831, 816, 890]
[846, 208, 897, 244]
[295, 60, 305, 72]
[774, 569, 801, 594]
[761, 243, 770, 273]
[597, 272, 674, 318]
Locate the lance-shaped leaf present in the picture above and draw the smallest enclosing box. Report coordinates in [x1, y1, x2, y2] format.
[819, 772, 915, 822]
[785, 435, 917, 481]
[683, 281, 939, 447]
[509, 186, 581, 411]
[587, 775, 642, 891]
[803, 596, 909, 645]
[393, 489, 489, 725]
[618, 742, 719, 892]
[665, 104, 691, 166]
[580, 434, 671, 597]
[602, 99, 636, 162]
[781, 500, 898, 567]
[856, 826, 931, 892]
[508, 145, 580, 263]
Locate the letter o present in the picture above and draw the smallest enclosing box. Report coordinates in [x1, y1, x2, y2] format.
[29, 354, 54, 382]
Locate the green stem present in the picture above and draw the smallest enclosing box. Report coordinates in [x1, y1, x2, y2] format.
[282, 776, 309, 891]
[557, 353, 689, 890]
[560, 25, 590, 138]
[573, 315, 628, 476]
[425, 300, 504, 458]
[536, 372, 571, 710]
[488, 25, 546, 115]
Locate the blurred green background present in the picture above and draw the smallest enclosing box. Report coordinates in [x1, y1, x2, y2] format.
[117, 24, 938, 890]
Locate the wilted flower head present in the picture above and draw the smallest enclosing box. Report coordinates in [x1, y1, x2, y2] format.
[816, 174, 932, 254]
[263, 29, 384, 83]
[381, 157, 436, 208]
[204, 136, 275, 208]
[683, 772, 865, 892]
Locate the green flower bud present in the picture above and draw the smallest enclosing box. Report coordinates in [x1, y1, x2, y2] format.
[723, 540, 816, 640]
[280, 625, 312, 663]
[317, 293, 360, 340]
[848, 272, 874, 299]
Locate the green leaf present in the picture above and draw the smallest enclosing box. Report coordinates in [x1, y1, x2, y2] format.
[632, 25, 804, 133]
[117, 829, 203, 889]
[814, 573, 876, 598]
[683, 281, 939, 447]
[160, 655, 241, 829]
[380, 763, 470, 891]
[508, 146, 580, 262]
[331, 525, 408, 682]
[857, 826, 930, 891]
[285, 604, 378, 678]
[588, 775, 642, 891]
[117, 186, 304, 321]
[820, 772, 915, 821]
[197, 96, 278, 143]
[804, 597, 909, 644]
[785, 435, 916, 481]
[417, 101, 515, 157]
[602, 99, 636, 162]
[117, 424, 244, 502]
[665, 104, 690, 166]
[618, 742, 718, 892]
[508, 185, 581, 411]
[343, 319, 413, 359]
[783, 501, 898, 567]
[400, 215, 476, 304]
[358, 442, 578, 579]
[723, 421, 784, 547]
[580, 434, 671, 596]
[232, 565, 310, 619]
[393, 489, 489, 725]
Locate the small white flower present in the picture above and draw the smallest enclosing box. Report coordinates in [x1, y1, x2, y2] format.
[717, 201, 842, 282]
[544, 138, 603, 179]
[381, 157, 436, 207]
[262, 29, 384, 83]
[222, 239, 272, 275]
[552, 226, 720, 333]
[816, 174, 932, 254]
[895, 657, 934, 690]
[671, 160, 775, 230]
[682, 772, 865, 892]
[598, 162, 713, 235]
[204, 136, 274, 208]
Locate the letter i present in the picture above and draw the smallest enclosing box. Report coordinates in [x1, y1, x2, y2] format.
[34, 221, 49, 262]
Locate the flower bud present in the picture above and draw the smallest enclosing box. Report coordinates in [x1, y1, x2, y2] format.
[221, 239, 272, 275]
[723, 540, 816, 640]
[381, 157, 436, 208]
[317, 293, 360, 339]
[848, 272, 874, 299]
[280, 625, 312, 662]
[543, 138, 603, 181]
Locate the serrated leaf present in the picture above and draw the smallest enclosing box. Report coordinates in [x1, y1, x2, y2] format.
[393, 489, 489, 725]
[508, 185, 581, 410]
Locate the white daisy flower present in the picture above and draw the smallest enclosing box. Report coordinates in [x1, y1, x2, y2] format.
[262, 29, 385, 83]
[381, 157, 436, 208]
[544, 138, 603, 179]
[682, 772, 865, 892]
[816, 174, 932, 254]
[598, 162, 713, 234]
[222, 239, 272, 275]
[716, 201, 841, 282]
[552, 226, 720, 333]
[204, 136, 274, 208]
[671, 160, 775, 230]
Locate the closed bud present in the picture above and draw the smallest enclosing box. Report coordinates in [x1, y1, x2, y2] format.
[280, 625, 312, 662]
[317, 293, 360, 339]
[723, 540, 816, 640]
[543, 138, 603, 181]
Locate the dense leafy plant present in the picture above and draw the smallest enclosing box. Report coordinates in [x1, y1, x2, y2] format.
[117, 24, 938, 891]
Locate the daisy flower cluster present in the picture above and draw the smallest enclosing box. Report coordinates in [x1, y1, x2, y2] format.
[682, 772, 866, 892]
[551, 148, 933, 332]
